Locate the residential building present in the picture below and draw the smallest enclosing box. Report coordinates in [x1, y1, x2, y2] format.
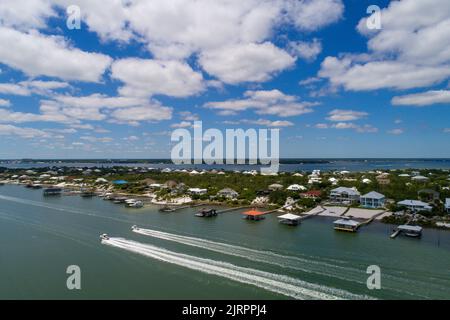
[397, 200, 432, 212]
[286, 184, 306, 191]
[329, 187, 360, 204]
[188, 188, 208, 195]
[411, 175, 429, 182]
[217, 188, 239, 199]
[268, 183, 284, 191]
[360, 191, 385, 208]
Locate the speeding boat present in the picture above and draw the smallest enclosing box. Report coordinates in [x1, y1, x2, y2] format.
[100, 233, 109, 240]
[131, 225, 138, 231]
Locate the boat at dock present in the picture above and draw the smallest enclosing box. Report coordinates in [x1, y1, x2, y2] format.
[43, 187, 63, 196]
[391, 225, 423, 238]
[159, 205, 176, 212]
[195, 208, 217, 217]
[112, 197, 127, 204]
[125, 199, 144, 208]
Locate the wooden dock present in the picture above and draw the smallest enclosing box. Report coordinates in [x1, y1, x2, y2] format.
[163, 203, 207, 212]
[215, 206, 252, 214]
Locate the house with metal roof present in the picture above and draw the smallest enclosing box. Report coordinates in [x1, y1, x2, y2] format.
[397, 200, 432, 212]
[333, 218, 359, 232]
[360, 191, 385, 208]
[411, 175, 429, 182]
[268, 183, 284, 191]
[329, 187, 360, 204]
[286, 184, 306, 191]
[217, 188, 239, 199]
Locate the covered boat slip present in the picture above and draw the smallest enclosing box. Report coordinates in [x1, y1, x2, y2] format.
[391, 225, 423, 238]
[242, 210, 266, 221]
[333, 218, 359, 232]
[195, 208, 217, 217]
[277, 213, 301, 226]
[43, 187, 63, 196]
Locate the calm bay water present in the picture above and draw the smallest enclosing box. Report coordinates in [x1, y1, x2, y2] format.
[0, 184, 449, 299]
[2, 158, 450, 172]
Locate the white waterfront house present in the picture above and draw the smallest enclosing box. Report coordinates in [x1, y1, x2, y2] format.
[329, 187, 360, 204]
[360, 191, 385, 208]
[411, 175, 429, 182]
[445, 198, 450, 214]
[188, 188, 207, 195]
[286, 184, 306, 191]
[397, 200, 432, 212]
[308, 170, 321, 184]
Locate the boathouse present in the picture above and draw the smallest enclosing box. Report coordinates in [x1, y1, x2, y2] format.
[277, 213, 301, 226]
[242, 210, 265, 221]
[333, 218, 359, 232]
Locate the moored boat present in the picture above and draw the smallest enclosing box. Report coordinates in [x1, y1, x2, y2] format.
[195, 208, 217, 217]
[159, 205, 175, 212]
[43, 187, 63, 196]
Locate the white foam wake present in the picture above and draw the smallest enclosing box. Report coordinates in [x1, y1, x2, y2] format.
[102, 237, 371, 300]
[132, 227, 366, 283]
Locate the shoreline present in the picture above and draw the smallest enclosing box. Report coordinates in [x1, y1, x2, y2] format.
[1, 165, 449, 231]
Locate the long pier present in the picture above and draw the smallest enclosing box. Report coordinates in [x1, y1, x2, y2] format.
[216, 206, 252, 214]
[160, 203, 207, 212]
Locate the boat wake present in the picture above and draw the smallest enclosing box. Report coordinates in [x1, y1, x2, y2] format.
[132, 226, 366, 283]
[131, 227, 448, 299]
[102, 237, 372, 300]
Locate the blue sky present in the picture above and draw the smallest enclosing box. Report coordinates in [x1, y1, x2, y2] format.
[0, 0, 449, 159]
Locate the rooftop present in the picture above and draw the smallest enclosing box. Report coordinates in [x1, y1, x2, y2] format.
[331, 187, 360, 196]
[397, 225, 423, 232]
[398, 200, 431, 207]
[277, 213, 301, 221]
[243, 210, 265, 216]
[361, 191, 385, 199]
[333, 219, 359, 227]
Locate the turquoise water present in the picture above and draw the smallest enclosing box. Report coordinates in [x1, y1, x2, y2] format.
[0, 184, 449, 299]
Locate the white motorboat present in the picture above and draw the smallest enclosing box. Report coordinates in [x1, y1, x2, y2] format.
[100, 233, 109, 240]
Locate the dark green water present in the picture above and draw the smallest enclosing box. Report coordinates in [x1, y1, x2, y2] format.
[0, 184, 449, 299]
